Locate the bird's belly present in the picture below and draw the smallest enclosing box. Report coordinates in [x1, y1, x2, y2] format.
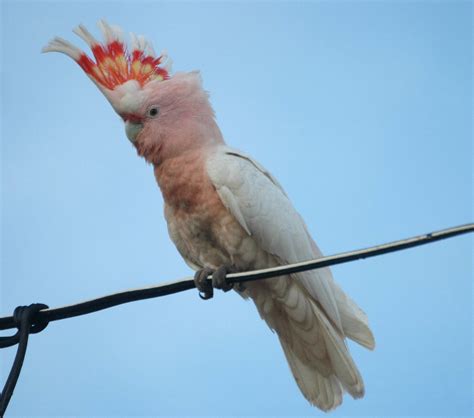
[165, 201, 295, 321]
[162, 172, 291, 315]
[165, 202, 275, 272]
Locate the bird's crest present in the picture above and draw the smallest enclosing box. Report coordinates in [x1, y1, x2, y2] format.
[42, 20, 172, 90]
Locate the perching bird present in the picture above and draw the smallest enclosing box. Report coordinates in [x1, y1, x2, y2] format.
[43, 21, 375, 411]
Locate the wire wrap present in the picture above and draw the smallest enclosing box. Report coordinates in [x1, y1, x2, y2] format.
[0, 304, 49, 417]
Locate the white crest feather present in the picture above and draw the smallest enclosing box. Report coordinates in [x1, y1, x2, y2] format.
[109, 24, 125, 43]
[146, 42, 156, 57]
[41, 37, 83, 60]
[160, 49, 173, 73]
[137, 35, 147, 51]
[73, 24, 98, 47]
[129, 32, 139, 51]
[98, 20, 115, 44]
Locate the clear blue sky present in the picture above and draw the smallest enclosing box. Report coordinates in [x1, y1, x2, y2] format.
[1, 1, 472, 416]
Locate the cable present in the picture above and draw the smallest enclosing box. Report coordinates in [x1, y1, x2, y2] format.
[0, 304, 48, 417]
[1, 223, 472, 331]
[0, 223, 472, 416]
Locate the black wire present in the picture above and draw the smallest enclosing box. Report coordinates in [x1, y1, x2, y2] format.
[0, 304, 48, 417]
[0, 223, 472, 416]
[0, 333, 20, 349]
[0, 223, 472, 332]
[0, 279, 196, 332]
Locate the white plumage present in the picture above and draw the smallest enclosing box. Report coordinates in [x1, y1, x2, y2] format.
[205, 146, 375, 410]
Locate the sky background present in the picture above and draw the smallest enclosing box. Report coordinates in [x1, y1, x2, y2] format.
[1, 1, 472, 416]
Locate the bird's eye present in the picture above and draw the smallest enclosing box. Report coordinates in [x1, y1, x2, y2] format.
[147, 106, 159, 118]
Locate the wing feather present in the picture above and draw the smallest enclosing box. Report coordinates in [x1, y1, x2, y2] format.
[206, 146, 342, 330]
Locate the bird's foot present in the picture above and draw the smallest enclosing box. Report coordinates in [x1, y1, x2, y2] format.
[194, 265, 236, 300]
[213, 265, 236, 292]
[194, 268, 214, 300]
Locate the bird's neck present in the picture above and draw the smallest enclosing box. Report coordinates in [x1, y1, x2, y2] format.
[137, 115, 224, 166]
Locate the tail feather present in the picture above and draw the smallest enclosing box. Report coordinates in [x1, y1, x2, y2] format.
[332, 282, 376, 350]
[256, 295, 333, 377]
[280, 337, 343, 411]
[311, 299, 365, 398]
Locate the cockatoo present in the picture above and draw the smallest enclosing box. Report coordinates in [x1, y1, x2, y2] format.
[43, 21, 375, 411]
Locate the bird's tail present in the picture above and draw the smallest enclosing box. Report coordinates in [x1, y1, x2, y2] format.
[251, 278, 374, 411]
[279, 336, 344, 411]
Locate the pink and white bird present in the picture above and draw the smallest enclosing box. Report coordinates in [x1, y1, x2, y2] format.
[43, 21, 375, 411]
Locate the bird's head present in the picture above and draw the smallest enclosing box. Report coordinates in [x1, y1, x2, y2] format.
[43, 21, 223, 165]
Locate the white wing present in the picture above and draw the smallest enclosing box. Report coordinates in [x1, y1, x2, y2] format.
[207, 146, 343, 329]
[207, 146, 375, 408]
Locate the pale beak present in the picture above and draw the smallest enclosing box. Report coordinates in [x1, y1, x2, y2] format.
[125, 120, 144, 143]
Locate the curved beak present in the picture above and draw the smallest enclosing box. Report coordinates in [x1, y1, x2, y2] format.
[125, 120, 144, 143]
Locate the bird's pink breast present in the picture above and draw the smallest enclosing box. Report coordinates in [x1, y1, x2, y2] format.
[154, 149, 250, 269]
[154, 150, 216, 213]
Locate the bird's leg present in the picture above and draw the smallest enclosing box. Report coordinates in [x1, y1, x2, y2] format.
[194, 268, 214, 300]
[194, 264, 236, 300]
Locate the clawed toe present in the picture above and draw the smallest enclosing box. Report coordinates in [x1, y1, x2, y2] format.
[194, 265, 236, 300]
[194, 268, 214, 300]
[212, 265, 235, 292]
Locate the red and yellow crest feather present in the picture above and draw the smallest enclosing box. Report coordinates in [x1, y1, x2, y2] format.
[43, 20, 171, 90]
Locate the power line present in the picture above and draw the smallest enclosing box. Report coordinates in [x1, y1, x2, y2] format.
[0, 223, 473, 416]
